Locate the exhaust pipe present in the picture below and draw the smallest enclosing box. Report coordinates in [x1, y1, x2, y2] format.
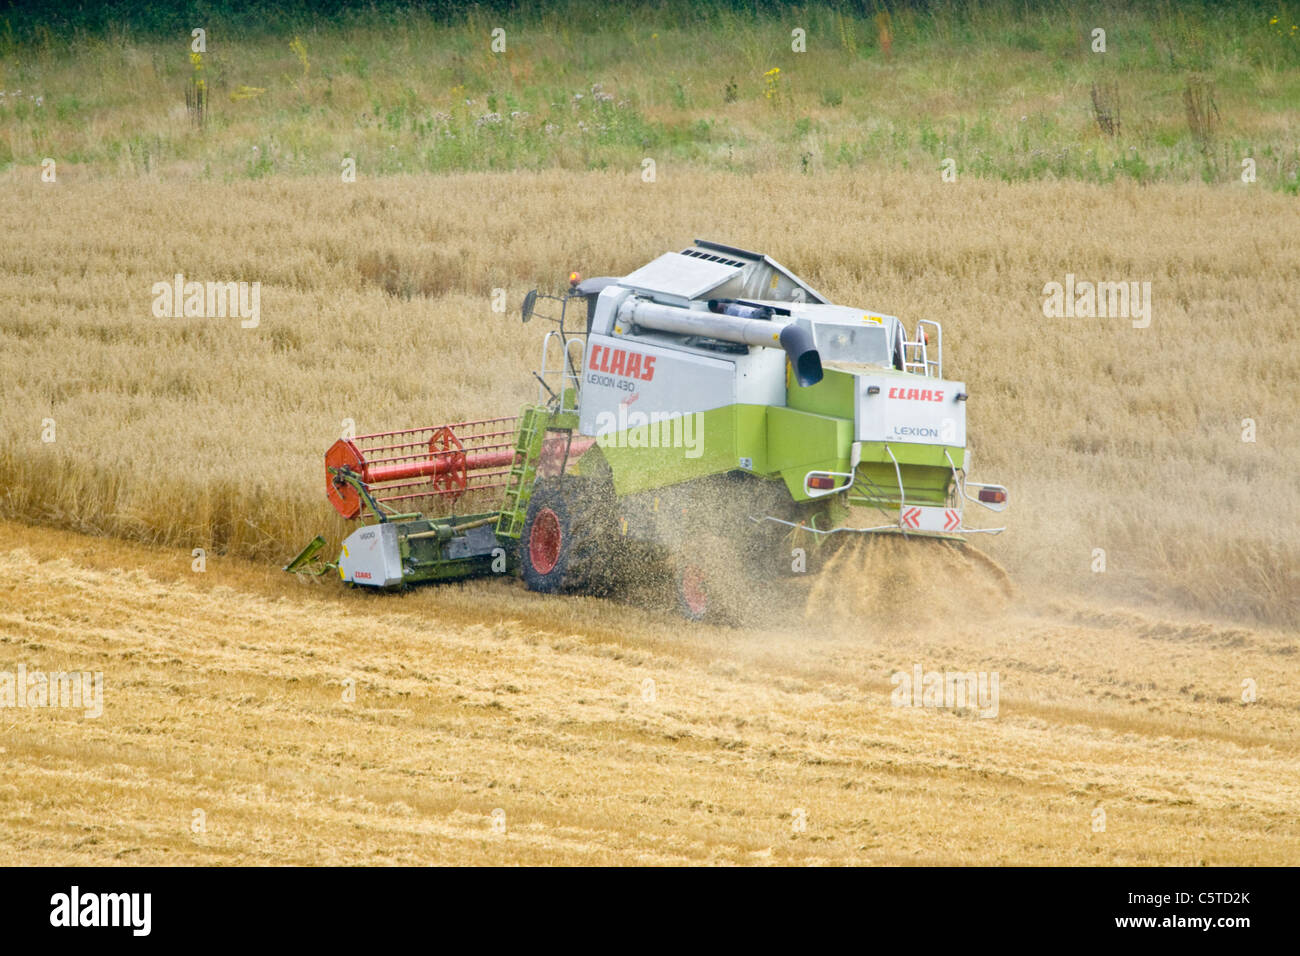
[776, 322, 822, 388]
[617, 299, 823, 386]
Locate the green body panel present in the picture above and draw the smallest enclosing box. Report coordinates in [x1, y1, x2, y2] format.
[396, 513, 513, 585]
[585, 404, 745, 496]
[850, 441, 965, 508]
[734, 403, 769, 473]
[788, 366, 856, 418]
[574, 395, 966, 510]
[857, 441, 964, 469]
[767, 405, 854, 500]
[582, 403, 854, 500]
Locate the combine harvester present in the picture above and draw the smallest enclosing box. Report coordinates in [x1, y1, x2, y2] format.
[286, 240, 1008, 619]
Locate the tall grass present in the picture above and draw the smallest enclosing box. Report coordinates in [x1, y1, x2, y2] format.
[0, 1, 1296, 186]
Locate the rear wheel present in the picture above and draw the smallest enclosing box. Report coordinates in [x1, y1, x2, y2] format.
[675, 560, 711, 621]
[669, 533, 744, 624]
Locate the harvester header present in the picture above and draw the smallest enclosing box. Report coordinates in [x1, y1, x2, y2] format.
[324, 417, 518, 520]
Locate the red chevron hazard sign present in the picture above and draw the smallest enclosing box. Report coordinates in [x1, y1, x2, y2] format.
[900, 506, 963, 533]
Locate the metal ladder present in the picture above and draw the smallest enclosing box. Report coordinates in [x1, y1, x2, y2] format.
[901, 320, 942, 378]
[538, 331, 586, 409]
[495, 404, 548, 539]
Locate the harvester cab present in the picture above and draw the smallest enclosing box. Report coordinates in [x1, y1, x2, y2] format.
[287, 239, 1008, 620]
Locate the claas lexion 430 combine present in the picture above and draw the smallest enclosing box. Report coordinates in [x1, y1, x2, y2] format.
[286, 240, 1008, 620]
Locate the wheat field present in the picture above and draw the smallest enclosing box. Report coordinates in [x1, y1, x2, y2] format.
[1, 164, 1298, 865]
[1, 168, 1296, 622]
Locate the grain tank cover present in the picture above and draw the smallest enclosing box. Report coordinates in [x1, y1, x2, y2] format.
[616, 241, 830, 306]
[621, 252, 742, 301]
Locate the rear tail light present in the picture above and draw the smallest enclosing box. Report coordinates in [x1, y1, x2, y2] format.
[808, 476, 836, 490]
[978, 488, 1006, 504]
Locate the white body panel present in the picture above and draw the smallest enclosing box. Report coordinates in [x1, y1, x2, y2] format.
[734, 347, 788, 406]
[855, 373, 967, 446]
[338, 523, 403, 587]
[579, 334, 737, 436]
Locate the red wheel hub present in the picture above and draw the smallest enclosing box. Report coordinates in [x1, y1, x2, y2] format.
[529, 507, 562, 575]
[428, 426, 468, 501]
[681, 566, 708, 617]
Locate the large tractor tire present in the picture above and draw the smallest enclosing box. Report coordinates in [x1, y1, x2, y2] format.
[520, 475, 619, 595]
[674, 557, 713, 622]
[670, 533, 746, 624]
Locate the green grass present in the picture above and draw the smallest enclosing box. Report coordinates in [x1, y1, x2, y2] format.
[0, 1, 1297, 188]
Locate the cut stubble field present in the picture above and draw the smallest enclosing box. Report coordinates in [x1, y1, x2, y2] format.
[1, 521, 1297, 865]
[0, 166, 1297, 864]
